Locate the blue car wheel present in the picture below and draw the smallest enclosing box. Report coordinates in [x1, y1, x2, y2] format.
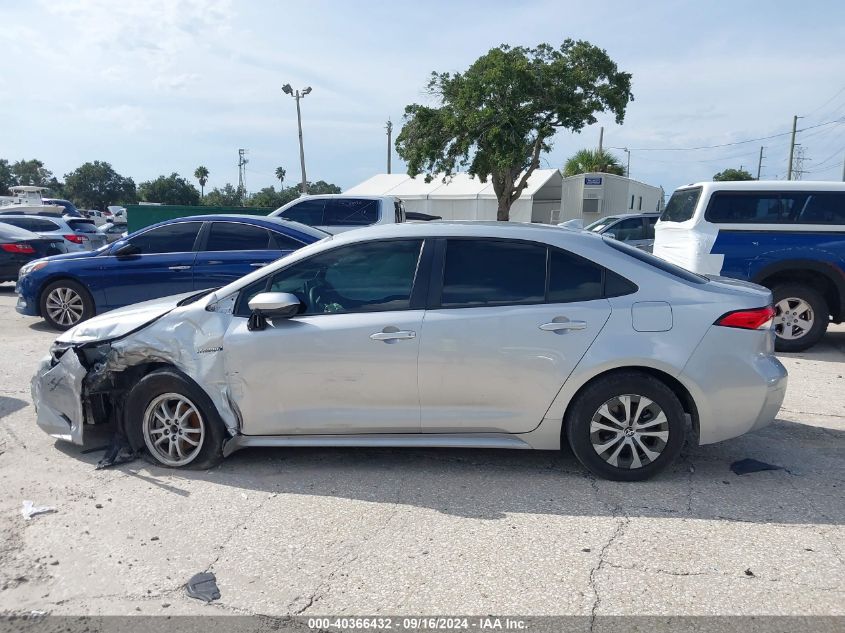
[39, 279, 95, 331]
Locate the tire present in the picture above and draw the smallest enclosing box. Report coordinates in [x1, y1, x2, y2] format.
[771, 284, 829, 353]
[39, 279, 95, 331]
[125, 368, 225, 469]
[564, 372, 686, 482]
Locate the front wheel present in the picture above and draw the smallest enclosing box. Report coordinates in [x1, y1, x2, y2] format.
[564, 372, 686, 481]
[771, 284, 829, 352]
[126, 369, 225, 469]
[39, 279, 95, 330]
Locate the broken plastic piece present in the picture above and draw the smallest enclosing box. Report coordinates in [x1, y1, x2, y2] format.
[96, 433, 138, 469]
[185, 571, 220, 602]
[21, 500, 57, 520]
[730, 458, 783, 475]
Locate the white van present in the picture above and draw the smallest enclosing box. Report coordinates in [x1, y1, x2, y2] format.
[653, 180, 845, 351]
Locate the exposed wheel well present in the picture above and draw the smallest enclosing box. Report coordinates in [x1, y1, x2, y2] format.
[561, 366, 699, 441]
[110, 362, 175, 392]
[758, 270, 839, 321]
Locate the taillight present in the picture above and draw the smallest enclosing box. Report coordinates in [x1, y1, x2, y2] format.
[64, 234, 87, 244]
[715, 306, 775, 330]
[1, 243, 36, 254]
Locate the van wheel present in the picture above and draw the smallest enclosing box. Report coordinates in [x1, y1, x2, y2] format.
[564, 372, 686, 481]
[125, 369, 225, 469]
[39, 280, 95, 330]
[771, 284, 828, 352]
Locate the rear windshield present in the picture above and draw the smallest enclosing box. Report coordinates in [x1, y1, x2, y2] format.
[67, 219, 99, 233]
[604, 237, 708, 284]
[660, 187, 702, 222]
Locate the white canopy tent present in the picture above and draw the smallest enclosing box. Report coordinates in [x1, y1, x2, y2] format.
[343, 169, 562, 222]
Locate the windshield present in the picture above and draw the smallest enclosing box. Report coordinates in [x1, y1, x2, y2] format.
[585, 217, 618, 232]
[660, 188, 702, 222]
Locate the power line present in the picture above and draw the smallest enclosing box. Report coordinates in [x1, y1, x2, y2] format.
[804, 86, 845, 118]
[609, 116, 844, 152]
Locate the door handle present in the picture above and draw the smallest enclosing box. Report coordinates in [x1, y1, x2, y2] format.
[168, 265, 192, 271]
[206, 260, 223, 265]
[370, 330, 416, 341]
[539, 320, 587, 331]
[250, 262, 267, 268]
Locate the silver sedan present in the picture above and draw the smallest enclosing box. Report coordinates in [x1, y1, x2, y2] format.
[32, 222, 787, 481]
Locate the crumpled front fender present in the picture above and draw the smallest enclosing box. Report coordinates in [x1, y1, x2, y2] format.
[31, 350, 87, 445]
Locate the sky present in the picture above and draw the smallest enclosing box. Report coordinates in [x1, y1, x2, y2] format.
[2, 0, 845, 199]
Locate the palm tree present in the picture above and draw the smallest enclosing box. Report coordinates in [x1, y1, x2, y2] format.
[275, 166, 286, 187]
[194, 166, 209, 199]
[563, 149, 625, 177]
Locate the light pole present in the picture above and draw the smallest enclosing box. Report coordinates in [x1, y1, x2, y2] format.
[622, 148, 631, 178]
[282, 83, 312, 195]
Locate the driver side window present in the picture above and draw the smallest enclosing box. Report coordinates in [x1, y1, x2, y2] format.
[237, 239, 423, 316]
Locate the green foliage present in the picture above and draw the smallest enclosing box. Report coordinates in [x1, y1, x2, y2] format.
[139, 173, 200, 205]
[713, 168, 754, 182]
[203, 183, 246, 207]
[307, 180, 342, 195]
[396, 39, 632, 220]
[194, 166, 209, 198]
[63, 161, 137, 210]
[0, 159, 15, 195]
[11, 158, 54, 187]
[563, 148, 625, 176]
[243, 181, 343, 209]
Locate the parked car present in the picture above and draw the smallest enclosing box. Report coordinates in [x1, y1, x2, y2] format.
[653, 181, 845, 351]
[98, 221, 128, 243]
[0, 214, 107, 253]
[269, 195, 405, 233]
[579, 213, 661, 251]
[0, 224, 64, 282]
[33, 222, 786, 481]
[41, 198, 83, 218]
[16, 214, 326, 330]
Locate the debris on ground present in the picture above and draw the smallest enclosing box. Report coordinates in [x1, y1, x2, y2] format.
[185, 571, 221, 602]
[730, 458, 784, 476]
[95, 434, 138, 470]
[744, 568, 755, 577]
[21, 500, 57, 520]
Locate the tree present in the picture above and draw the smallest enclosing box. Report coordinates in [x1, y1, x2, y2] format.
[11, 159, 54, 187]
[713, 168, 754, 182]
[0, 159, 13, 195]
[203, 183, 246, 207]
[194, 166, 209, 199]
[139, 173, 201, 205]
[63, 161, 137, 210]
[275, 166, 286, 187]
[396, 40, 632, 220]
[248, 186, 291, 209]
[307, 180, 341, 195]
[563, 148, 625, 176]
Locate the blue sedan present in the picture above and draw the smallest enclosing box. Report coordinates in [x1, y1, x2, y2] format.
[16, 214, 327, 330]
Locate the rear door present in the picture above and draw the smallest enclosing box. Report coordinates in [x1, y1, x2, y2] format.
[100, 222, 202, 309]
[418, 238, 611, 433]
[191, 221, 300, 288]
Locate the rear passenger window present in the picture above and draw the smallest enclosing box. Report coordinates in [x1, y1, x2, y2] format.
[279, 199, 325, 226]
[324, 198, 379, 226]
[548, 250, 604, 303]
[798, 192, 845, 224]
[441, 240, 546, 307]
[207, 222, 271, 251]
[610, 218, 646, 241]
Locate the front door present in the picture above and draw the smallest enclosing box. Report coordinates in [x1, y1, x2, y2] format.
[418, 239, 611, 434]
[223, 238, 427, 436]
[101, 221, 202, 309]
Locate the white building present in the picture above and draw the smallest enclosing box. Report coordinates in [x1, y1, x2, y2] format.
[559, 172, 664, 223]
[344, 169, 563, 223]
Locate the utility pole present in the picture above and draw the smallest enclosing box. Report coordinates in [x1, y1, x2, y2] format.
[386, 119, 393, 174]
[282, 83, 312, 194]
[757, 146, 765, 180]
[598, 126, 604, 155]
[237, 148, 248, 200]
[787, 115, 799, 180]
[622, 148, 631, 178]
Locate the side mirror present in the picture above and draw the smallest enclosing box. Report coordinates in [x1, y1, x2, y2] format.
[113, 242, 140, 257]
[247, 292, 301, 330]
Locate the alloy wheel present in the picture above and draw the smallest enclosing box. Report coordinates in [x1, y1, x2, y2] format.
[773, 297, 814, 341]
[589, 394, 669, 469]
[45, 287, 84, 327]
[142, 393, 206, 467]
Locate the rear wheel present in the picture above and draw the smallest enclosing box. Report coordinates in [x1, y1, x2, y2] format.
[565, 372, 686, 481]
[125, 369, 225, 469]
[771, 284, 828, 352]
[39, 279, 94, 330]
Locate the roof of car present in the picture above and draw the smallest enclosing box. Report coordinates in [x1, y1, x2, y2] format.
[0, 222, 44, 240]
[140, 214, 329, 240]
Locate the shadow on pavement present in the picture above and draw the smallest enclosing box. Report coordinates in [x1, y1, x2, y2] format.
[0, 396, 28, 419]
[54, 415, 844, 526]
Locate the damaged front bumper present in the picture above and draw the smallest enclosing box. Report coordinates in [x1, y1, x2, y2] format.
[31, 348, 88, 445]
